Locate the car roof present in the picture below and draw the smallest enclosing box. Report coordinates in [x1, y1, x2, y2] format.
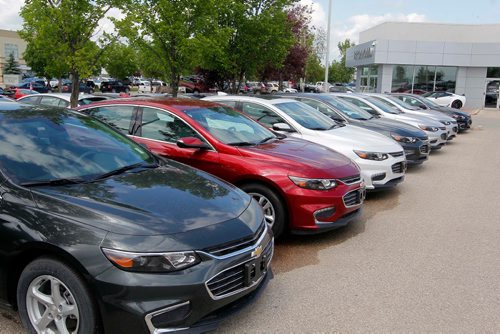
[74, 96, 222, 111]
[18, 93, 98, 101]
[204, 95, 297, 105]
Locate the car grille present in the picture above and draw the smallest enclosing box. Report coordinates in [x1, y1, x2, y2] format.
[392, 162, 405, 174]
[343, 189, 364, 207]
[439, 126, 446, 130]
[206, 241, 273, 298]
[440, 133, 447, 140]
[419, 144, 430, 153]
[203, 222, 266, 257]
[389, 151, 404, 158]
[418, 136, 428, 141]
[338, 174, 361, 185]
[453, 127, 458, 132]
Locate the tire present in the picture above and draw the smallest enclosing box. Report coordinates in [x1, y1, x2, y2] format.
[451, 100, 463, 109]
[240, 183, 286, 238]
[193, 90, 200, 95]
[17, 257, 99, 334]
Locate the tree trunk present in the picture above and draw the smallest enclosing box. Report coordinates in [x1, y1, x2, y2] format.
[70, 71, 80, 108]
[58, 78, 63, 93]
[171, 72, 179, 97]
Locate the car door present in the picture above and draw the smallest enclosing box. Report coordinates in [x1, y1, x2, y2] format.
[133, 107, 221, 176]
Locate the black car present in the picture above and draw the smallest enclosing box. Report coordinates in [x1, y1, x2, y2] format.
[13, 82, 50, 93]
[277, 93, 430, 165]
[391, 93, 472, 132]
[61, 81, 95, 94]
[100, 80, 131, 93]
[0, 103, 273, 333]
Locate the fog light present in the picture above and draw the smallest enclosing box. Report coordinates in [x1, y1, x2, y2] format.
[314, 207, 336, 222]
[371, 173, 386, 181]
[146, 301, 191, 332]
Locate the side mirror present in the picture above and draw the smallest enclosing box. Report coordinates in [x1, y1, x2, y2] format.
[176, 137, 210, 149]
[272, 122, 294, 132]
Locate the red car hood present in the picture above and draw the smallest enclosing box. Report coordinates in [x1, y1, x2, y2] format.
[237, 137, 359, 178]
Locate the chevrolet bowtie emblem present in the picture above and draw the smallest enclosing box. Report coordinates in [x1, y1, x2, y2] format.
[251, 245, 263, 258]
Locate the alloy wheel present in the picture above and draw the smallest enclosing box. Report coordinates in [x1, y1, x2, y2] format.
[248, 192, 275, 229]
[26, 275, 79, 334]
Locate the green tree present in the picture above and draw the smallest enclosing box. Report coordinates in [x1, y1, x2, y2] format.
[328, 38, 356, 83]
[20, 0, 117, 107]
[305, 54, 324, 82]
[3, 53, 21, 75]
[115, 0, 220, 97]
[101, 42, 139, 80]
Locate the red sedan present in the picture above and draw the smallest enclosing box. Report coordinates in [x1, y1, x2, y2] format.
[77, 98, 365, 237]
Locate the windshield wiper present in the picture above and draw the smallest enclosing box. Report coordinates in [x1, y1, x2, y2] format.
[21, 178, 88, 187]
[228, 141, 255, 146]
[258, 136, 276, 144]
[92, 162, 158, 181]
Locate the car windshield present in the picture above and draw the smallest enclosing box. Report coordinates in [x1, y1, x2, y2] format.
[182, 105, 277, 146]
[274, 101, 338, 130]
[0, 107, 155, 185]
[417, 96, 440, 107]
[366, 96, 402, 114]
[421, 92, 436, 98]
[321, 96, 374, 120]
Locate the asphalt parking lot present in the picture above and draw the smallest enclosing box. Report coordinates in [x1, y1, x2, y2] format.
[1, 109, 499, 333]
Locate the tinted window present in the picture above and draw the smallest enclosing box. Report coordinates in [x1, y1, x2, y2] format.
[88, 106, 135, 133]
[19, 96, 40, 104]
[274, 102, 336, 130]
[0, 110, 153, 184]
[139, 107, 201, 143]
[319, 96, 373, 120]
[241, 102, 286, 128]
[40, 96, 64, 107]
[183, 105, 276, 145]
[299, 99, 342, 119]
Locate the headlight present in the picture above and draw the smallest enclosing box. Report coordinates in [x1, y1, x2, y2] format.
[418, 125, 439, 132]
[440, 120, 451, 125]
[353, 150, 389, 161]
[452, 114, 466, 120]
[289, 176, 337, 190]
[102, 248, 201, 273]
[391, 133, 418, 143]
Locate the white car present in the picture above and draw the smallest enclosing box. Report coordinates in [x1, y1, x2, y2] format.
[283, 87, 298, 93]
[204, 95, 407, 191]
[365, 93, 458, 140]
[17, 93, 108, 107]
[334, 93, 449, 150]
[423, 91, 466, 109]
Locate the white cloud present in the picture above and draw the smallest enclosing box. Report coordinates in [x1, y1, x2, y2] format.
[299, 0, 326, 31]
[0, 0, 23, 31]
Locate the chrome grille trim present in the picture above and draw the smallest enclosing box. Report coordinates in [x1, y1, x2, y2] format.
[389, 151, 404, 158]
[342, 188, 365, 208]
[338, 174, 361, 185]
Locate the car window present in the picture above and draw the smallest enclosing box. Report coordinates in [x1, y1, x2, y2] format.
[139, 107, 202, 143]
[400, 96, 425, 108]
[78, 97, 107, 106]
[18, 96, 40, 104]
[274, 102, 336, 130]
[88, 106, 135, 134]
[241, 102, 286, 128]
[40, 96, 63, 107]
[299, 99, 345, 121]
[341, 97, 376, 112]
[321, 96, 373, 120]
[217, 101, 237, 108]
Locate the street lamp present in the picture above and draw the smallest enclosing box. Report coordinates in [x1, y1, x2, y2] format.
[324, 0, 332, 93]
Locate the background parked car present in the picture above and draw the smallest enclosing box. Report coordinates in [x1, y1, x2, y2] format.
[12, 88, 40, 100]
[61, 81, 95, 94]
[100, 80, 131, 93]
[12, 82, 50, 93]
[18, 93, 108, 107]
[423, 91, 466, 109]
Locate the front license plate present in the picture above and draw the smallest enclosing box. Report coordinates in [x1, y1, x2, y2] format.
[244, 252, 269, 286]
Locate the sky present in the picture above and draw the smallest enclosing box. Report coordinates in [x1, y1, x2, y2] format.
[1, 0, 499, 60]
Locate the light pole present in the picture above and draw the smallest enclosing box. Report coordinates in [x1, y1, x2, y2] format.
[324, 0, 332, 93]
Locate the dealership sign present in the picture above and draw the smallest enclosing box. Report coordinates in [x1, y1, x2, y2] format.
[354, 47, 374, 60]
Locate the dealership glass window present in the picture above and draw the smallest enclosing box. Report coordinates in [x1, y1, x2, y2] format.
[487, 67, 500, 78]
[391, 65, 415, 93]
[4, 44, 19, 60]
[413, 66, 436, 93]
[359, 65, 378, 92]
[434, 66, 457, 92]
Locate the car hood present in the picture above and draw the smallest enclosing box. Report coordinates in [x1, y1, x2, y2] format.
[394, 113, 444, 127]
[362, 117, 426, 137]
[433, 106, 470, 117]
[237, 137, 358, 178]
[405, 110, 455, 122]
[302, 124, 403, 153]
[31, 164, 252, 236]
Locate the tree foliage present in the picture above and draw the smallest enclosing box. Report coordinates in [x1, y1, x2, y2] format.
[20, 0, 118, 106]
[328, 39, 356, 83]
[3, 53, 21, 75]
[101, 42, 139, 80]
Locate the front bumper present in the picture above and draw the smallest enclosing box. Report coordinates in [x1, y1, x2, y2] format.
[93, 230, 274, 334]
[458, 117, 472, 131]
[401, 140, 430, 165]
[356, 155, 406, 190]
[284, 180, 365, 233]
[427, 129, 448, 149]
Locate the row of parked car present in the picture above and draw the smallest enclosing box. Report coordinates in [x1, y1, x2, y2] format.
[0, 90, 471, 333]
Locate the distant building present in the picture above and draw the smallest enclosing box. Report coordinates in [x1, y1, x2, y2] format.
[0, 29, 29, 87]
[346, 22, 500, 109]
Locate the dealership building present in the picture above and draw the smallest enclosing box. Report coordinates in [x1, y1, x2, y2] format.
[0, 29, 28, 87]
[346, 22, 500, 109]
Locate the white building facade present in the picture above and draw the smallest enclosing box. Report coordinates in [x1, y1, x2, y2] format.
[346, 22, 500, 109]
